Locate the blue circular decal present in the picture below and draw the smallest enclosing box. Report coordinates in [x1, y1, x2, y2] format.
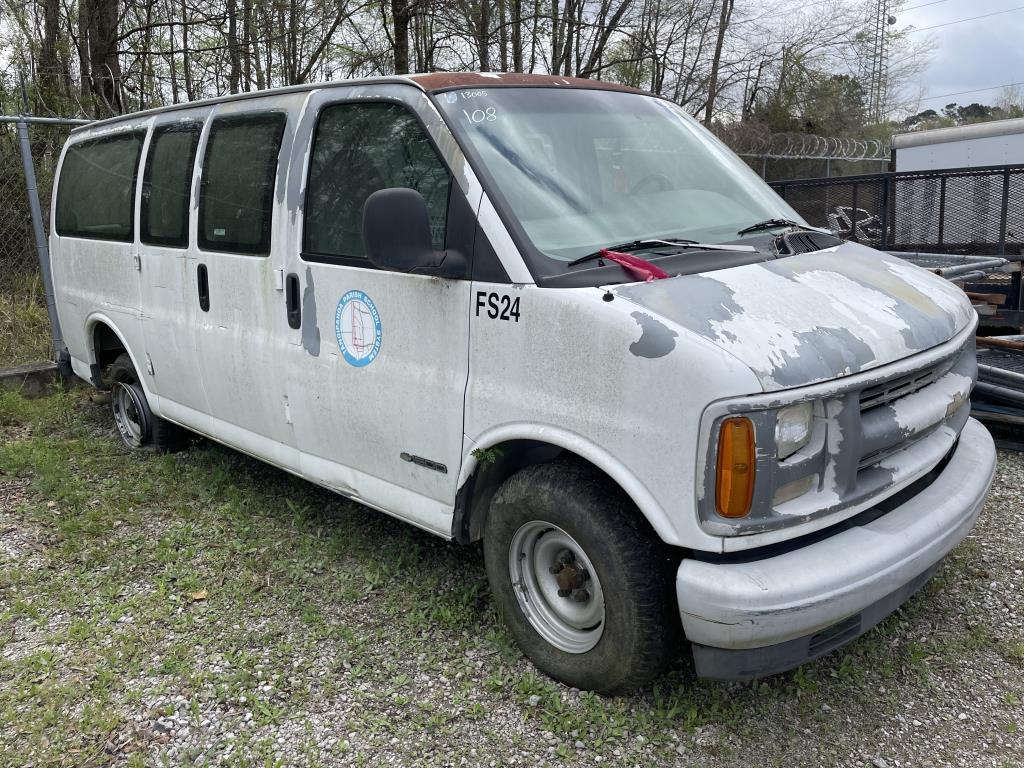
[335, 290, 382, 367]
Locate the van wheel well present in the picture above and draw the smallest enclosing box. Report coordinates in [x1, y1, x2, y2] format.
[454, 441, 652, 545]
[90, 323, 127, 388]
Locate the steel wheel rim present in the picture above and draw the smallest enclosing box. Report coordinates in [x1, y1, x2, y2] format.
[112, 381, 145, 448]
[508, 521, 605, 654]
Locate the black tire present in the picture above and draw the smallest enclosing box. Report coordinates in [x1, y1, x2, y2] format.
[108, 353, 185, 452]
[483, 459, 679, 695]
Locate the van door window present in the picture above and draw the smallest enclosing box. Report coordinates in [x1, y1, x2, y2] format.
[198, 113, 286, 255]
[142, 121, 202, 247]
[303, 102, 451, 263]
[55, 131, 145, 241]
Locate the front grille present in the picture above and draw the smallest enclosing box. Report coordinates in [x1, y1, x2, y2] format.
[859, 357, 953, 412]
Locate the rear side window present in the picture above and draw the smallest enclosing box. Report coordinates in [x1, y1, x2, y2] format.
[199, 113, 285, 254]
[142, 122, 202, 247]
[55, 131, 144, 241]
[304, 102, 451, 262]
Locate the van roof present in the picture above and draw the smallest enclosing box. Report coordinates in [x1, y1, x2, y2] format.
[409, 72, 645, 94]
[72, 73, 648, 134]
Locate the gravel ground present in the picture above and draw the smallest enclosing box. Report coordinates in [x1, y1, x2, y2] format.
[0, 388, 1022, 767]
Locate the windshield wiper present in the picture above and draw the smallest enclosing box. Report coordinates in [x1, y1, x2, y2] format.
[737, 218, 833, 236]
[568, 238, 756, 268]
[736, 218, 804, 236]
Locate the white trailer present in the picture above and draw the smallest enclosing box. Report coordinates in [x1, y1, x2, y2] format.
[893, 117, 1024, 172]
[890, 119, 1024, 248]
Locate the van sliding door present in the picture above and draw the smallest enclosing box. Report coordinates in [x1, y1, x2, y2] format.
[193, 107, 301, 468]
[138, 115, 209, 424]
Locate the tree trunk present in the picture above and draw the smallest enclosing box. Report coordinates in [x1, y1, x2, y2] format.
[559, 0, 575, 76]
[276, 4, 287, 84]
[228, 0, 242, 93]
[253, 2, 266, 89]
[497, 0, 509, 72]
[703, 0, 733, 127]
[478, 0, 491, 71]
[550, 0, 560, 74]
[140, 0, 154, 110]
[181, 0, 195, 99]
[288, 0, 298, 84]
[77, 0, 93, 103]
[529, 0, 540, 71]
[88, 0, 123, 116]
[510, 0, 522, 71]
[392, 0, 411, 74]
[242, 0, 254, 90]
[165, 0, 179, 103]
[38, 0, 61, 109]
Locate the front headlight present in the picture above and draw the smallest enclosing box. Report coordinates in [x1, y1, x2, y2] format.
[775, 401, 813, 459]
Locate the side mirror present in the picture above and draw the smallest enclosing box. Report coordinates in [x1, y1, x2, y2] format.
[362, 188, 467, 278]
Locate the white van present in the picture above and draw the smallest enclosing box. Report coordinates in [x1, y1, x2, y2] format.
[50, 73, 996, 694]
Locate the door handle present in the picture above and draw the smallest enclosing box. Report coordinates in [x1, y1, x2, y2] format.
[197, 263, 210, 312]
[285, 273, 301, 329]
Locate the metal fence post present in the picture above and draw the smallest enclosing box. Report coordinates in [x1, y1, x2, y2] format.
[14, 118, 67, 370]
[851, 183, 859, 242]
[998, 169, 1010, 256]
[879, 175, 890, 250]
[937, 176, 946, 247]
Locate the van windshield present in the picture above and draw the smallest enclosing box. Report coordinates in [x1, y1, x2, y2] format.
[435, 87, 804, 274]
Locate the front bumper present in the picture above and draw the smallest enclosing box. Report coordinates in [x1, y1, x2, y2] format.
[677, 417, 996, 680]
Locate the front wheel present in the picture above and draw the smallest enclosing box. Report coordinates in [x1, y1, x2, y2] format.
[483, 459, 679, 694]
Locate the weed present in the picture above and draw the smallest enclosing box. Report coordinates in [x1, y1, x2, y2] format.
[470, 446, 503, 465]
[0, 281, 52, 367]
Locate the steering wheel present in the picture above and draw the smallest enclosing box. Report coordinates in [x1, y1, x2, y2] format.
[629, 173, 674, 195]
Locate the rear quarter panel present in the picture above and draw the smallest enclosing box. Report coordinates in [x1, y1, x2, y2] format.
[50, 119, 153, 376]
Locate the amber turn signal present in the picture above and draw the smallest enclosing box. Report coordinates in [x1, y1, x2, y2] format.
[716, 417, 755, 518]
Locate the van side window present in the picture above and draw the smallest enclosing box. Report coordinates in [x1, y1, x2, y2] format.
[304, 102, 451, 263]
[55, 131, 144, 241]
[142, 122, 202, 247]
[198, 113, 286, 255]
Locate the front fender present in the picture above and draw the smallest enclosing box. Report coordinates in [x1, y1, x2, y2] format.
[461, 422, 681, 546]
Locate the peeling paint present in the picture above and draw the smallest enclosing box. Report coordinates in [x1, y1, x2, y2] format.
[616, 243, 975, 390]
[301, 266, 321, 357]
[629, 311, 678, 358]
[817, 398, 847, 510]
[888, 371, 973, 435]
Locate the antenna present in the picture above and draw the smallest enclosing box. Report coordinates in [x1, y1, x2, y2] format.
[866, 0, 896, 124]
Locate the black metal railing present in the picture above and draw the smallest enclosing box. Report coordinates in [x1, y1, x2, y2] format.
[770, 164, 1024, 257]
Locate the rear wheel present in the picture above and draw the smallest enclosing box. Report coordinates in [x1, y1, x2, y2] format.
[108, 354, 184, 452]
[483, 459, 679, 695]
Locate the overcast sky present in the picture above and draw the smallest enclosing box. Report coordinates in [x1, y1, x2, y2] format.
[900, 0, 1024, 110]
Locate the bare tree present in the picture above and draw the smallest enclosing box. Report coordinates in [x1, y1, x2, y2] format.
[0, 0, 935, 146]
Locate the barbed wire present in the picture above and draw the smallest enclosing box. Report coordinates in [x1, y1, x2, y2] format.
[715, 123, 891, 161]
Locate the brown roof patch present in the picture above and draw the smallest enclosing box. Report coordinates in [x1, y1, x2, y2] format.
[409, 72, 647, 96]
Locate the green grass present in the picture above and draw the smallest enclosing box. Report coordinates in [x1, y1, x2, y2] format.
[0, 275, 53, 367]
[0, 389, 1021, 767]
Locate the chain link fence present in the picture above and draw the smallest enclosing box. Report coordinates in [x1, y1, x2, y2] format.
[0, 118, 83, 367]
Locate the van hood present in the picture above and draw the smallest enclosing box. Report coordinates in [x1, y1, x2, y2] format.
[614, 242, 976, 391]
